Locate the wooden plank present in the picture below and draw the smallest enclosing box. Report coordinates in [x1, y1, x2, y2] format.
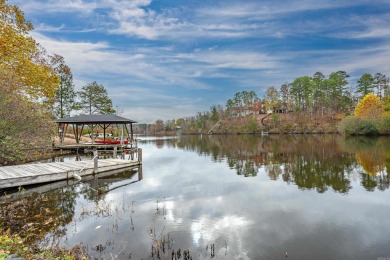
[4, 168, 33, 177]
[17, 165, 50, 175]
[46, 162, 84, 172]
[0, 167, 22, 178]
[0, 168, 15, 179]
[42, 163, 78, 172]
[26, 164, 65, 174]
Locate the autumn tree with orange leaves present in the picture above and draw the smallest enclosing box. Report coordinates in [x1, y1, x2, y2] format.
[339, 93, 390, 135]
[354, 93, 383, 119]
[1, 0, 60, 164]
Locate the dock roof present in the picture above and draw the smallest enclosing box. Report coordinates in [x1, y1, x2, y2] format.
[54, 114, 137, 124]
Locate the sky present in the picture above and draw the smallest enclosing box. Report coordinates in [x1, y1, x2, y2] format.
[11, 0, 390, 123]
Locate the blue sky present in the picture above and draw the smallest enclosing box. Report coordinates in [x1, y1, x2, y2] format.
[12, 0, 390, 123]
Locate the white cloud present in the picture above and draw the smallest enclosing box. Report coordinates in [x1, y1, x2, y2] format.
[13, 0, 97, 14]
[196, 0, 383, 19]
[191, 50, 279, 70]
[34, 32, 216, 90]
[35, 23, 65, 32]
[355, 28, 390, 38]
[15, 0, 390, 122]
[331, 13, 390, 39]
[14, 0, 390, 41]
[111, 21, 160, 40]
[121, 103, 202, 123]
[194, 1, 390, 39]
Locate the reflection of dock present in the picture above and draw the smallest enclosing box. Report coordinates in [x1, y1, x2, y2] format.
[0, 159, 141, 189]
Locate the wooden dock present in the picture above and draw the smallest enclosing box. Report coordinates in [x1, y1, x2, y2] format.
[0, 166, 142, 202]
[0, 159, 141, 189]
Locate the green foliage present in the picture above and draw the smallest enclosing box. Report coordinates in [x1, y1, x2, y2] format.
[376, 118, 390, 135]
[247, 115, 257, 133]
[0, 90, 55, 165]
[78, 81, 116, 115]
[356, 73, 374, 97]
[338, 116, 378, 135]
[265, 86, 280, 109]
[328, 71, 352, 110]
[0, 228, 85, 259]
[49, 54, 77, 118]
[210, 105, 219, 122]
[382, 96, 390, 112]
[0, 139, 24, 165]
[0, 229, 24, 259]
[279, 83, 289, 111]
[374, 73, 390, 98]
[142, 70, 388, 135]
[271, 113, 280, 127]
[290, 76, 314, 111]
[226, 91, 259, 117]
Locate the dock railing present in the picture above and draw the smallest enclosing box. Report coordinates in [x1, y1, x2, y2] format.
[71, 153, 99, 180]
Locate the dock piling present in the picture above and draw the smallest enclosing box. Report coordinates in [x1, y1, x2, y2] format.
[113, 146, 117, 158]
[138, 148, 142, 162]
[93, 149, 98, 173]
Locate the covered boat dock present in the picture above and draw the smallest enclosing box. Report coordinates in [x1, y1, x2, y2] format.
[55, 114, 137, 146]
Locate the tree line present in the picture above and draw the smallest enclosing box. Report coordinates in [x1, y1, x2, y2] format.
[142, 71, 389, 135]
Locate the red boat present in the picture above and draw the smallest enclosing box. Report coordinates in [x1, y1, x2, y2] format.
[94, 139, 129, 144]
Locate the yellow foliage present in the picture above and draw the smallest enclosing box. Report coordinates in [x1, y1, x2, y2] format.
[0, 0, 59, 99]
[382, 111, 390, 119]
[355, 150, 385, 176]
[354, 93, 383, 119]
[382, 96, 390, 112]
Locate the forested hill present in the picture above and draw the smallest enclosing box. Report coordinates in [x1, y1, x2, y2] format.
[136, 71, 390, 135]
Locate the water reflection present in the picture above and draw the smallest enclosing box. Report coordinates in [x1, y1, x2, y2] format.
[1, 136, 390, 259]
[0, 168, 142, 239]
[141, 135, 390, 193]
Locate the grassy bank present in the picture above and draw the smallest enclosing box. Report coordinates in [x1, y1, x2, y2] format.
[0, 228, 88, 260]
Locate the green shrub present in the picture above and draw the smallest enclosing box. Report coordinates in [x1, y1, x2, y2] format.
[247, 115, 258, 133]
[338, 116, 378, 135]
[376, 118, 390, 135]
[271, 114, 280, 127]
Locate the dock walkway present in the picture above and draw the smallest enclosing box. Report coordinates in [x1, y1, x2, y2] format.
[0, 159, 141, 189]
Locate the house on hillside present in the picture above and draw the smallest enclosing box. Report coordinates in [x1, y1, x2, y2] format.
[230, 107, 253, 118]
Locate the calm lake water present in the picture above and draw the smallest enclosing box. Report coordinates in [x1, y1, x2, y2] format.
[1, 135, 390, 259]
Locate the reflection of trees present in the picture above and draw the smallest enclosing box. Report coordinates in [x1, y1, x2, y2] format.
[342, 137, 390, 191]
[0, 186, 77, 245]
[150, 135, 390, 193]
[356, 151, 384, 176]
[229, 159, 259, 177]
[0, 167, 142, 247]
[282, 154, 354, 193]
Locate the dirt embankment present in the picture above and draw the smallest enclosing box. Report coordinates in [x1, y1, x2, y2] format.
[206, 112, 344, 134]
[263, 112, 342, 134]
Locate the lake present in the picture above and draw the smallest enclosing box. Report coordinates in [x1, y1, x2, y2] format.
[1, 135, 390, 259]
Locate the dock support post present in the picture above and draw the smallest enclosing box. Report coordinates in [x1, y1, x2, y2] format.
[138, 148, 142, 162]
[93, 149, 98, 173]
[130, 149, 134, 160]
[113, 146, 117, 158]
[138, 165, 143, 181]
